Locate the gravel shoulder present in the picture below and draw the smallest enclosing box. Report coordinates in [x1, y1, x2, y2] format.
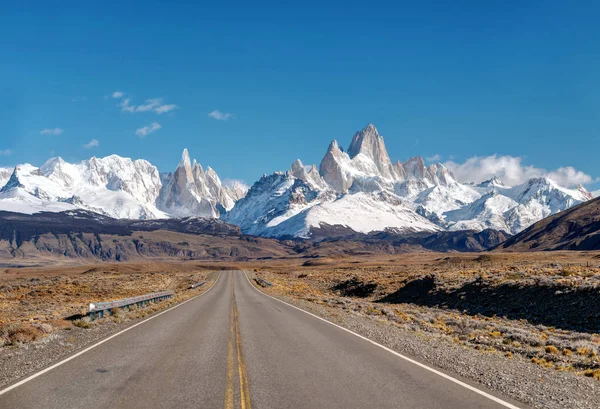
[248, 272, 600, 409]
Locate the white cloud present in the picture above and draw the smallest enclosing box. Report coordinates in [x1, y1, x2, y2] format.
[223, 178, 250, 193]
[0, 149, 12, 156]
[208, 110, 234, 121]
[40, 128, 64, 136]
[426, 154, 442, 162]
[444, 154, 595, 187]
[120, 97, 177, 114]
[154, 104, 178, 114]
[112, 91, 124, 99]
[546, 167, 594, 187]
[135, 122, 161, 137]
[83, 139, 99, 149]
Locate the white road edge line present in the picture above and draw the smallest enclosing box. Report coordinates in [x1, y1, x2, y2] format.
[0, 271, 223, 397]
[243, 271, 522, 409]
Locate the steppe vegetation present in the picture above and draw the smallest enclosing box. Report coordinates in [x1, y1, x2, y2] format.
[0, 262, 222, 348]
[253, 251, 600, 380]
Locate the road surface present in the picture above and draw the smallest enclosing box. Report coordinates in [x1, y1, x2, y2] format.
[0, 271, 523, 409]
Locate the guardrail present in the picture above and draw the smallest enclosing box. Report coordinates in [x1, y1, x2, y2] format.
[89, 290, 174, 320]
[255, 276, 272, 287]
[189, 281, 205, 289]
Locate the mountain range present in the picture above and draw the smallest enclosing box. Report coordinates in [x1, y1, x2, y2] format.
[0, 124, 593, 239]
[495, 196, 600, 251]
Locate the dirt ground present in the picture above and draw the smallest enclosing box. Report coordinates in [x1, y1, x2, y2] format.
[2, 251, 600, 380]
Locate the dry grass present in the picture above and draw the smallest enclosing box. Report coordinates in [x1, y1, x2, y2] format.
[0, 322, 44, 346]
[0, 262, 222, 348]
[248, 251, 600, 381]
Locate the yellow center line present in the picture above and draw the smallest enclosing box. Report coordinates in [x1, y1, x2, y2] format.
[225, 273, 252, 409]
[234, 298, 252, 409]
[224, 277, 235, 409]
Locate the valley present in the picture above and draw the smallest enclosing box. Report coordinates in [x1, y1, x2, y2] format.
[1, 252, 600, 408]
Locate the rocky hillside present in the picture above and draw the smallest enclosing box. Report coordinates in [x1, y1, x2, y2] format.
[0, 210, 511, 265]
[0, 210, 290, 263]
[494, 197, 600, 251]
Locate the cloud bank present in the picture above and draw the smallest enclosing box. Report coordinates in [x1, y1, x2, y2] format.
[444, 154, 594, 187]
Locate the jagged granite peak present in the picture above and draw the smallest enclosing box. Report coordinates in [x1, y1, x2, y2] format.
[0, 123, 593, 239]
[157, 149, 242, 217]
[227, 124, 592, 238]
[225, 181, 248, 202]
[180, 148, 192, 168]
[402, 156, 427, 180]
[0, 150, 246, 220]
[319, 139, 354, 193]
[291, 159, 327, 189]
[393, 160, 407, 180]
[478, 176, 505, 188]
[347, 124, 396, 179]
[0, 166, 26, 192]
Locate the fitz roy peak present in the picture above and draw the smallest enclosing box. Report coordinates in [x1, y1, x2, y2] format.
[0, 124, 592, 239]
[224, 124, 591, 238]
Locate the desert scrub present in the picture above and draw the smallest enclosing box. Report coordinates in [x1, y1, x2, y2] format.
[73, 319, 94, 329]
[0, 322, 44, 345]
[583, 369, 600, 380]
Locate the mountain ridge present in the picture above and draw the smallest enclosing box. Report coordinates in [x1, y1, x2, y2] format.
[0, 124, 592, 240]
[493, 196, 600, 251]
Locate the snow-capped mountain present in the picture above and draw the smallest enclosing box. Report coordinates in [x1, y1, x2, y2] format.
[223, 166, 439, 238]
[225, 124, 592, 238]
[158, 149, 244, 218]
[0, 150, 244, 219]
[0, 124, 592, 239]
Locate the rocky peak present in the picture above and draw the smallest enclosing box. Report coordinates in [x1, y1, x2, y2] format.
[290, 159, 327, 189]
[290, 159, 308, 180]
[180, 148, 192, 168]
[347, 124, 396, 179]
[577, 184, 594, 200]
[0, 166, 24, 192]
[320, 139, 352, 193]
[158, 149, 241, 217]
[403, 156, 426, 179]
[478, 176, 505, 188]
[426, 163, 456, 186]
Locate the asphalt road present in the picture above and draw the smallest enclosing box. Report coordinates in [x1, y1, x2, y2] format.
[0, 271, 524, 409]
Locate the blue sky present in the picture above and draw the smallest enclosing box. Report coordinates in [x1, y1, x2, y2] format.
[1, 1, 599, 190]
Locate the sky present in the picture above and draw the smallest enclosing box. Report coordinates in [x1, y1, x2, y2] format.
[1, 1, 599, 191]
